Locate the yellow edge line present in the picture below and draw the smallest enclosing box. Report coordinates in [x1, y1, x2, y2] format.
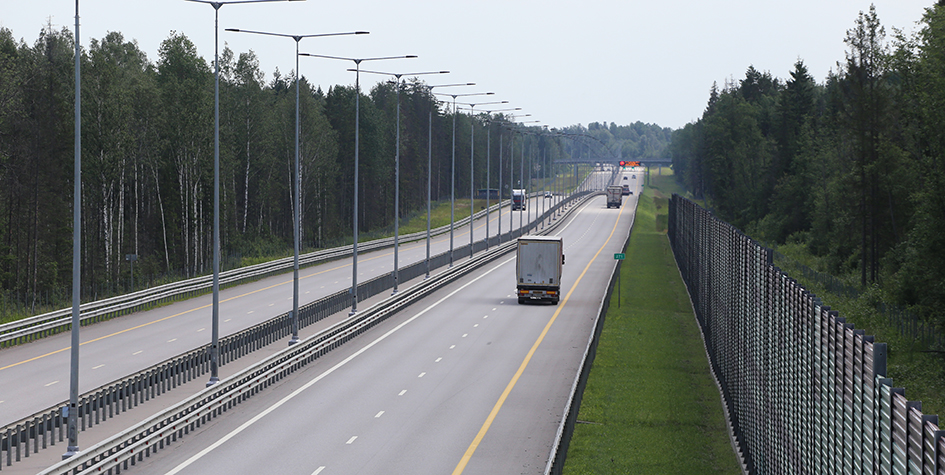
[451, 197, 626, 474]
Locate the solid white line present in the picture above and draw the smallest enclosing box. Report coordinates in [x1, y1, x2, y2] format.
[312, 467, 326, 475]
[346, 436, 358, 445]
[163, 259, 511, 475]
[375, 411, 384, 418]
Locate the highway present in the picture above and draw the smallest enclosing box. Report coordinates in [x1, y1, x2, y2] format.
[124, 173, 640, 475]
[0, 191, 578, 427]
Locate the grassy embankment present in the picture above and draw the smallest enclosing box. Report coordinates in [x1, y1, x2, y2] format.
[564, 170, 742, 474]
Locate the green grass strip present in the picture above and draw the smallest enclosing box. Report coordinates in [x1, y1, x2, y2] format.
[564, 173, 742, 474]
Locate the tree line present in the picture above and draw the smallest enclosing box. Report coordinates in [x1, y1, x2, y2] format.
[0, 25, 671, 314]
[669, 3, 945, 322]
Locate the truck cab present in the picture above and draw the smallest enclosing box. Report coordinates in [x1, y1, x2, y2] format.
[512, 189, 527, 210]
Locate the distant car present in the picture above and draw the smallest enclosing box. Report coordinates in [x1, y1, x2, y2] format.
[622, 184, 630, 196]
[631, 175, 636, 179]
[544, 191, 553, 198]
[623, 176, 628, 180]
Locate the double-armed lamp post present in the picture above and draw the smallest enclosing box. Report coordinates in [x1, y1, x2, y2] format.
[434, 91, 493, 266]
[422, 83, 475, 277]
[225, 27, 368, 345]
[457, 100, 507, 257]
[299, 53, 416, 314]
[355, 69, 449, 294]
[459, 106, 521, 249]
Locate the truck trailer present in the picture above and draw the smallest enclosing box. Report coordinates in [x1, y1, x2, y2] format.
[606, 185, 623, 208]
[512, 189, 527, 210]
[516, 235, 565, 304]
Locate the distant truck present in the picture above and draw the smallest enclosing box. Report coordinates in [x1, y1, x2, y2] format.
[516, 236, 565, 305]
[606, 185, 623, 208]
[512, 189, 527, 210]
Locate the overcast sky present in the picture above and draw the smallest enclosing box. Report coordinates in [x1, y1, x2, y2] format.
[1, 1, 934, 130]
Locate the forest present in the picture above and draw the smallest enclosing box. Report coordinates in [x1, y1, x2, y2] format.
[0, 25, 671, 315]
[670, 3, 945, 324]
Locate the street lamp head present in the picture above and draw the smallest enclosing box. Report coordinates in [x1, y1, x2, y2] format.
[351, 69, 449, 77]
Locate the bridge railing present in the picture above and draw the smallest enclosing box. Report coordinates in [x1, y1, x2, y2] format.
[668, 194, 945, 474]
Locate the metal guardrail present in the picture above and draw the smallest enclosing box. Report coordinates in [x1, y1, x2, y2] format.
[0, 201, 509, 349]
[30, 192, 594, 475]
[0, 192, 592, 471]
[667, 194, 945, 474]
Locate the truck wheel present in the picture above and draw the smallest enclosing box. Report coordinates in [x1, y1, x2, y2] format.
[518, 297, 526, 305]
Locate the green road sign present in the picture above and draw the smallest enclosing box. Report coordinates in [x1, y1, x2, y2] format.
[614, 253, 626, 260]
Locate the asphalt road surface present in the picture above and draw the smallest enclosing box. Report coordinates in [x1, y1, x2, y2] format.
[125, 175, 639, 475]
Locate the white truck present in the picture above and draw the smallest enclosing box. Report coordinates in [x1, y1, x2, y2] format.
[606, 185, 623, 208]
[516, 236, 565, 305]
[512, 189, 527, 210]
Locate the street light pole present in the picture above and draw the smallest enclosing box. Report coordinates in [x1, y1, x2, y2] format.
[187, 0, 303, 388]
[356, 70, 448, 293]
[459, 107, 519, 249]
[434, 91, 493, 266]
[300, 53, 416, 313]
[458, 101, 508, 257]
[226, 28, 367, 345]
[422, 83, 473, 278]
[64, 0, 81, 459]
